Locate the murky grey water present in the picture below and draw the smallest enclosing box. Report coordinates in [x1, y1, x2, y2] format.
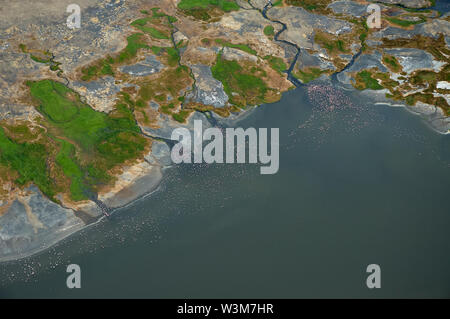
[1, 84, 449, 298]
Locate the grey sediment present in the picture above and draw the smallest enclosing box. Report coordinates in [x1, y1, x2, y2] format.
[0, 161, 165, 263]
[244, 1, 304, 88]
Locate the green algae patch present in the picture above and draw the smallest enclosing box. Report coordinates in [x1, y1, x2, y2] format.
[376, 35, 449, 115]
[382, 54, 402, 73]
[386, 91, 450, 116]
[264, 25, 275, 37]
[134, 62, 194, 123]
[314, 31, 350, 55]
[166, 47, 181, 66]
[264, 55, 287, 74]
[19, 44, 63, 74]
[178, 0, 239, 11]
[80, 33, 149, 81]
[272, 0, 283, 7]
[385, 16, 426, 28]
[172, 110, 191, 123]
[28, 80, 109, 150]
[351, 70, 397, 94]
[133, 24, 169, 39]
[353, 70, 384, 90]
[19, 44, 52, 63]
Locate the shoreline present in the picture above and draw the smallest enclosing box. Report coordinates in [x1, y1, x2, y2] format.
[0, 163, 165, 264]
[0, 103, 256, 263]
[324, 75, 450, 135]
[358, 88, 450, 135]
[1, 80, 448, 263]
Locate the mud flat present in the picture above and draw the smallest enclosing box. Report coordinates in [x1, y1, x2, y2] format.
[0, 186, 86, 263]
[358, 89, 450, 134]
[0, 149, 169, 262]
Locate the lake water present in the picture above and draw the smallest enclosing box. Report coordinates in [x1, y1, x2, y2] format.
[1, 83, 449, 298]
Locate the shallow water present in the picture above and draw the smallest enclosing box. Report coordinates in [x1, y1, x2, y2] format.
[1, 83, 449, 298]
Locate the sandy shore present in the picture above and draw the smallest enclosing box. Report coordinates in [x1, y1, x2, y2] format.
[101, 164, 163, 209]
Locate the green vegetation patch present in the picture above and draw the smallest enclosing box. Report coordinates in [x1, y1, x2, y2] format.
[264, 25, 275, 37]
[264, 55, 287, 74]
[386, 88, 450, 116]
[372, 72, 399, 91]
[354, 70, 384, 90]
[215, 39, 257, 55]
[81, 33, 149, 81]
[314, 31, 350, 55]
[80, 7, 178, 81]
[130, 17, 170, 39]
[142, 26, 170, 39]
[294, 67, 327, 83]
[29, 80, 80, 123]
[272, 0, 283, 7]
[285, 0, 332, 14]
[151, 46, 163, 55]
[172, 110, 191, 123]
[211, 53, 269, 107]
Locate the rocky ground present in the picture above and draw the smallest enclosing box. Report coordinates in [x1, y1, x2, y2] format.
[0, 0, 448, 261]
